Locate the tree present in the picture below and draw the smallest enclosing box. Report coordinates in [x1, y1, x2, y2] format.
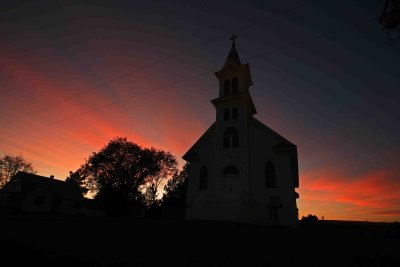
[0, 154, 36, 188]
[300, 214, 319, 225]
[67, 137, 177, 216]
[141, 149, 178, 209]
[65, 170, 89, 196]
[162, 162, 189, 207]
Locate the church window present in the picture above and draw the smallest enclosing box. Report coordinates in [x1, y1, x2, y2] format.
[224, 79, 231, 96]
[232, 77, 238, 94]
[232, 107, 238, 119]
[223, 165, 239, 175]
[200, 166, 208, 190]
[223, 127, 239, 149]
[224, 108, 230, 120]
[265, 161, 276, 188]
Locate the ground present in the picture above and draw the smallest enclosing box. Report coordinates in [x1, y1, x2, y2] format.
[0, 215, 399, 266]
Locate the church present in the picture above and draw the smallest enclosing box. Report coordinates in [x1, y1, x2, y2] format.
[183, 36, 299, 227]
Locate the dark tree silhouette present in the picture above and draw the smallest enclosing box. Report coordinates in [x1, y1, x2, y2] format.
[67, 137, 177, 216]
[0, 154, 36, 188]
[300, 214, 319, 224]
[65, 170, 90, 196]
[162, 162, 189, 207]
[141, 149, 178, 209]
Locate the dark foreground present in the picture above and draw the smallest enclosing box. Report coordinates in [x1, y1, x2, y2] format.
[0, 215, 399, 267]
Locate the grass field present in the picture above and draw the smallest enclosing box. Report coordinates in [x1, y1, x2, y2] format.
[0, 215, 399, 266]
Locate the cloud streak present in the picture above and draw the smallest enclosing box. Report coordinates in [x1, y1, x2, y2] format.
[298, 167, 400, 221]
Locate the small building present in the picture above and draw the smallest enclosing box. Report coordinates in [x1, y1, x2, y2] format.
[0, 171, 84, 215]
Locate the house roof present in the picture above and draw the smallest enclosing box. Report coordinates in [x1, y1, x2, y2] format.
[2, 172, 83, 201]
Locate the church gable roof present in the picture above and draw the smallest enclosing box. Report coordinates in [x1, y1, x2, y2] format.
[250, 117, 295, 147]
[182, 123, 216, 162]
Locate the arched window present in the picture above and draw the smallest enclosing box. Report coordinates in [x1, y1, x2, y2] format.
[265, 161, 276, 188]
[232, 77, 238, 94]
[232, 107, 238, 119]
[223, 165, 239, 175]
[200, 166, 207, 190]
[224, 79, 231, 96]
[224, 108, 230, 121]
[223, 127, 239, 148]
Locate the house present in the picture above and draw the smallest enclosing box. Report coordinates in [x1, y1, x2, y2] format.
[0, 171, 84, 215]
[183, 37, 299, 227]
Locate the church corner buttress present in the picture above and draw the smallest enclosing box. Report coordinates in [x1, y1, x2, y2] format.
[183, 36, 299, 227]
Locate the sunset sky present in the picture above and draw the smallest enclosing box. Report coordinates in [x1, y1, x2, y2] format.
[1, 0, 399, 222]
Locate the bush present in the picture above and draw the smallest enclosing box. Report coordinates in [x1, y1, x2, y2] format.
[300, 214, 319, 224]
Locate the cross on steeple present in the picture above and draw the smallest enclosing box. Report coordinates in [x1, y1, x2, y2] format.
[230, 34, 238, 46]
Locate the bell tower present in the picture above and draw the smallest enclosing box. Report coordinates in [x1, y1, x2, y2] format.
[211, 35, 256, 209]
[213, 34, 256, 119]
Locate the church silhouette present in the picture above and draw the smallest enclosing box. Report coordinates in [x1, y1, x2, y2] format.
[183, 36, 299, 227]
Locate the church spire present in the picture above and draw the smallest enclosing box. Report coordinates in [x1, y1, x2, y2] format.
[222, 34, 242, 69]
[213, 34, 256, 115]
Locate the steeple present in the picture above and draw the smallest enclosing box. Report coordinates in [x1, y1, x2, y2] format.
[213, 35, 256, 116]
[221, 34, 242, 70]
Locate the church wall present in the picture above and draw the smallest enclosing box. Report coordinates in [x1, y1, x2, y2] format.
[185, 111, 298, 225]
[249, 123, 298, 226]
[185, 130, 220, 221]
[215, 99, 252, 215]
[186, 100, 252, 222]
